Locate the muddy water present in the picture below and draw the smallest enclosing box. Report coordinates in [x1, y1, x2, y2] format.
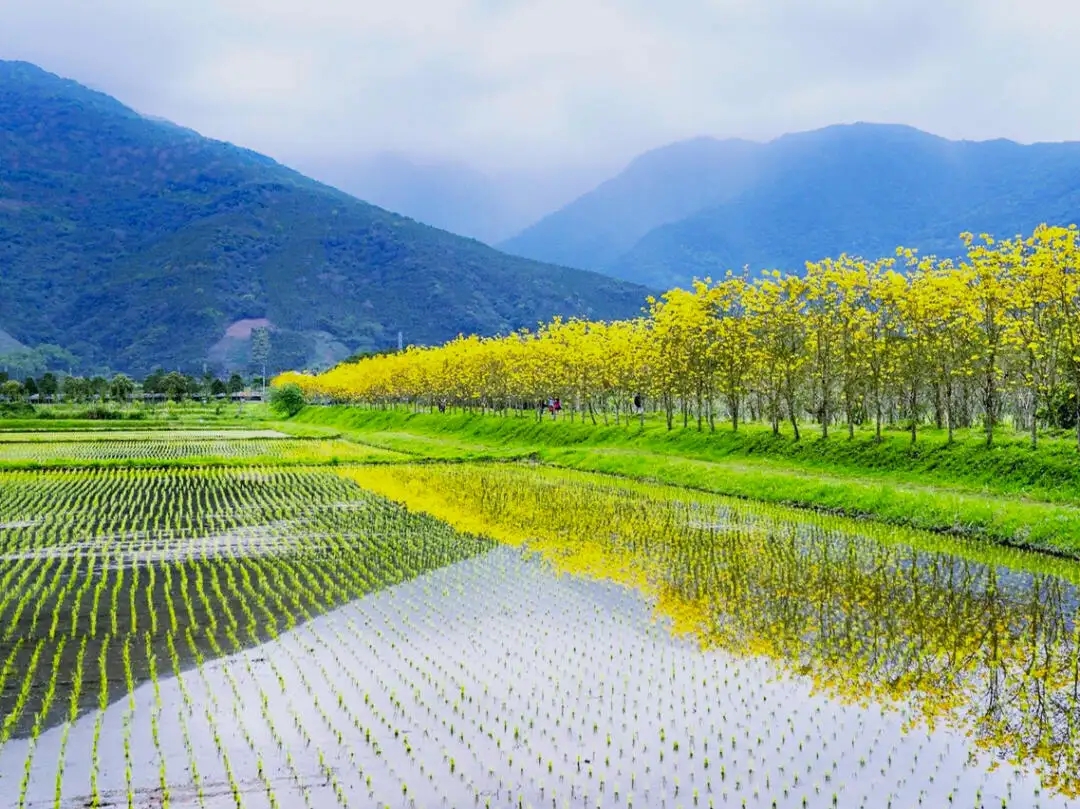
[3, 545, 1068, 809]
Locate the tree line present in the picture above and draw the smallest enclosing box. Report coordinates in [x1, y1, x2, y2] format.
[0, 370, 260, 404]
[282, 222, 1079, 450]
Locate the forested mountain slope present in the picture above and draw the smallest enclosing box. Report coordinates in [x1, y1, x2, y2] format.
[0, 61, 649, 374]
[503, 124, 1080, 289]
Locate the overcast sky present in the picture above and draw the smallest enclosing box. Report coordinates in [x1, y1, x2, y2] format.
[2, 0, 1078, 174]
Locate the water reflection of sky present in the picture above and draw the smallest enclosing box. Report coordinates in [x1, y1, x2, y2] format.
[5, 461, 1080, 807]
[661, 496, 1080, 798]
[4, 547, 1069, 809]
[360, 464, 1080, 801]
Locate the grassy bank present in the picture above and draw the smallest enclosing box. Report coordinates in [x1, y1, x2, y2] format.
[290, 407, 1080, 497]
[286, 406, 1080, 556]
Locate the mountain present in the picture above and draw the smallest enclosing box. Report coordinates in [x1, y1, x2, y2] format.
[502, 124, 1080, 289]
[294, 153, 516, 243]
[499, 137, 764, 270]
[0, 328, 26, 354]
[292, 153, 603, 245]
[0, 61, 649, 376]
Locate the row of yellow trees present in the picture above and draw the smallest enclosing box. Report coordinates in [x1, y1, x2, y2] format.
[278, 224, 1080, 448]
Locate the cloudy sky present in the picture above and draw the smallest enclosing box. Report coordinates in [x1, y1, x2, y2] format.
[2, 0, 1078, 174]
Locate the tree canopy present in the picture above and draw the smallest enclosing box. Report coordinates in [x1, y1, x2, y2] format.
[279, 225, 1080, 450]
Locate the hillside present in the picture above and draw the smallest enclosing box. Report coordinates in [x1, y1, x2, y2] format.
[293, 152, 601, 245]
[290, 152, 519, 244]
[0, 329, 26, 354]
[0, 61, 649, 375]
[499, 137, 763, 270]
[502, 124, 1080, 288]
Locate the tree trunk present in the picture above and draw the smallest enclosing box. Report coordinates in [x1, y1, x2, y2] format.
[1030, 386, 1038, 450]
[821, 378, 829, 439]
[1075, 379, 1080, 451]
[909, 380, 918, 445]
[874, 382, 882, 443]
[945, 378, 954, 445]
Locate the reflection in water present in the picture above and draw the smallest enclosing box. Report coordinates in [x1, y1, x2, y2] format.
[678, 503, 1080, 796]
[0, 467, 494, 741]
[347, 463, 1080, 798]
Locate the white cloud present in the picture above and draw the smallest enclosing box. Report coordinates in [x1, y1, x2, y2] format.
[2, 0, 1079, 171]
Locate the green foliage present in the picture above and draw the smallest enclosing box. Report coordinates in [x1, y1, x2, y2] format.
[1, 379, 24, 400]
[0, 345, 76, 378]
[269, 383, 306, 417]
[292, 406, 1080, 553]
[1040, 384, 1079, 430]
[75, 406, 125, 421]
[0, 401, 34, 417]
[109, 374, 134, 402]
[0, 61, 648, 376]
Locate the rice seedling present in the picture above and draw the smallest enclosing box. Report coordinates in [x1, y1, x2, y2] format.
[0, 459, 491, 806]
[0, 433, 402, 467]
[337, 462, 1080, 807]
[1, 428, 1079, 808]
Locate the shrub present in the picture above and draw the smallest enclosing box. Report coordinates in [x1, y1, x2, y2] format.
[0, 401, 35, 418]
[269, 383, 306, 417]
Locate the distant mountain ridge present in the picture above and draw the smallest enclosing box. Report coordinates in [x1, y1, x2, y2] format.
[295, 153, 519, 244]
[500, 137, 764, 271]
[0, 60, 649, 375]
[292, 152, 610, 245]
[501, 123, 1080, 289]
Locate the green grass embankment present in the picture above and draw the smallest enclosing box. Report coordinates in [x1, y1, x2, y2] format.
[285, 406, 1080, 556]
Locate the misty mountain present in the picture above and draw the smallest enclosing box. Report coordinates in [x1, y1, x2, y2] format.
[0, 60, 649, 376]
[503, 124, 1080, 289]
[499, 137, 764, 270]
[292, 152, 606, 245]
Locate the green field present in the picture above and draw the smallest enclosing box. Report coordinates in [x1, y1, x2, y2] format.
[285, 407, 1080, 555]
[0, 428, 405, 469]
[1, 416, 1079, 808]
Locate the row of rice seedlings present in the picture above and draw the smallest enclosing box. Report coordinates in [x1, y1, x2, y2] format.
[0, 466, 365, 552]
[180, 623, 247, 808]
[0, 464, 495, 807]
[7, 450, 1073, 806]
[0, 438, 401, 465]
[343, 462, 1080, 804]
[0, 439, 287, 462]
[162, 627, 209, 808]
[192, 554, 289, 807]
[0, 430, 289, 443]
[236, 546, 896, 808]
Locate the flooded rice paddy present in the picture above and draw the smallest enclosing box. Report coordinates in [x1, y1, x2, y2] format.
[0, 434, 401, 464]
[0, 431, 1078, 808]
